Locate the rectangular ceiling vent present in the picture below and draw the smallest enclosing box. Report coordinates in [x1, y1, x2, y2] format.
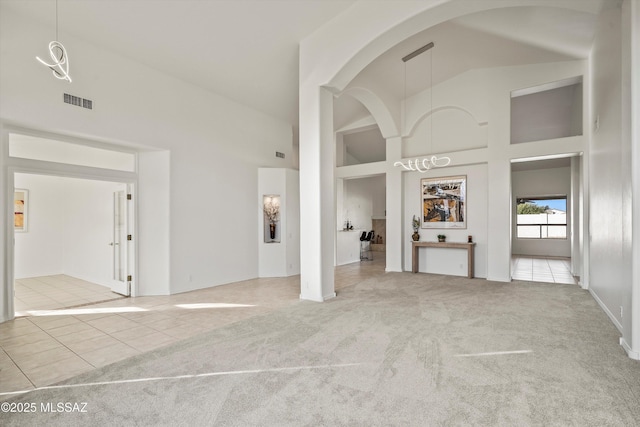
[64, 93, 93, 110]
[275, 151, 285, 159]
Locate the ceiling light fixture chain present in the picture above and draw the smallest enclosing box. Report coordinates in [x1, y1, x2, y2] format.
[429, 46, 433, 156]
[36, 0, 72, 83]
[394, 41, 450, 172]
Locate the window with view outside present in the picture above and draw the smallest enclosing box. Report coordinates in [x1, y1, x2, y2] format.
[516, 197, 567, 239]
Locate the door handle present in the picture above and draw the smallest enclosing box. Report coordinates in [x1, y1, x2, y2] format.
[108, 242, 119, 246]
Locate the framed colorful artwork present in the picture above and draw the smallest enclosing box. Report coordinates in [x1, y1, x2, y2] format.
[421, 176, 466, 229]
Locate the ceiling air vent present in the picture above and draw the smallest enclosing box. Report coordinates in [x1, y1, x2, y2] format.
[275, 151, 285, 159]
[64, 93, 93, 110]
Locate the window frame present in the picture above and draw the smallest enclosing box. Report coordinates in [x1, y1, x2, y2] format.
[515, 196, 568, 240]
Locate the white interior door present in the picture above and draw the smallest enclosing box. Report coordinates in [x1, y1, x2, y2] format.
[109, 190, 129, 295]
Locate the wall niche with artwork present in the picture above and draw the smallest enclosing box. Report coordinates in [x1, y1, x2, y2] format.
[263, 195, 281, 243]
[258, 168, 300, 278]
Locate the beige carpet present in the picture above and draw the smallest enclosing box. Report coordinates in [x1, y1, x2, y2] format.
[3, 272, 639, 426]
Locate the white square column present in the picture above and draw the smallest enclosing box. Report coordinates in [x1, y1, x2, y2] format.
[386, 136, 403, 272]
[299, 86, 336, 301]
[628, 0, 640, 359]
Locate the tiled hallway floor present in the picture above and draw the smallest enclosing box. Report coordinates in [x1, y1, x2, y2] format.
[1, 259, 385, 399]
[14, 275, 126, 315]
[511, 256, 578, 285]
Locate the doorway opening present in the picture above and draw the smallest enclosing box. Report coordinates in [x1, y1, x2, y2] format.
[510, 155, 583, 285]
[4, 129, 139, 320]
[336, 174, 386, 269]
[13, 173, 135, 316]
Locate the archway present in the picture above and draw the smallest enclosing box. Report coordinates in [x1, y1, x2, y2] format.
[299, 0, 598, 301]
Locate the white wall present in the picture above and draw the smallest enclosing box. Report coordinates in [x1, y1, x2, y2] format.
[343, 175, 385, 232]
[258, 168, 300, 277]
[9, 134, 135, 172]
[511, 83, 583, 144]
[14, 174, 125, 287]
[511, 167, 572, 257]
[300, 0, 635, 354]
[285, 169, 301, 276]
[589, 3, 631, 337]
[399, 61, 585, 279]
[13, 175, 66, 278]
[137, 150, 170, 296]
[63, 179, 127, 286]
[0, 5, 293, 317]
[343, 128, 386, 165]
[404, 164, 488, 277]
[626, 0, 640, 359]
[403, 70, 489, 156]
[336, 230, 364, 265]
[334, 58, 586, 283]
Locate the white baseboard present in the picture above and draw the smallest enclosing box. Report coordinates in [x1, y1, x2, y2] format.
[487, 275, 511, 283]
[324, 292, 337, 300]
[299, 291, 336, 302]
[586, 291, 640, 360]
[299, 294, 322, 302]
[619, 337, 640, 360]
[589, 289, 640, 360]
[589, 288, 623, 332]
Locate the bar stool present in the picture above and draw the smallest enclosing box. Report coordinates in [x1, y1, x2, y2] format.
[360, 230, 374, 261]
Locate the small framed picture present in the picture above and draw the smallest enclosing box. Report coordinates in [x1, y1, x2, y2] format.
[14, 189, 29, 232]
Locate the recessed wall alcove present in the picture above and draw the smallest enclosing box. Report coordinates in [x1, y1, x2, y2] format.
[336, 126, 386, 167]
[511, 76, 583, 144]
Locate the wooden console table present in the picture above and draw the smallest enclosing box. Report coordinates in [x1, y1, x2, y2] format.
[411, 241, 476, 278]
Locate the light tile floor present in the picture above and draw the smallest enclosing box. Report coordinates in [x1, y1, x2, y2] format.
[1, 260, 385, 399]
[14, 275, 126, 315]
[511, 256, 578, 285]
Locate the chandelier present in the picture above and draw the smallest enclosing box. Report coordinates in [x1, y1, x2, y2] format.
[394, 42, 450, 172]
[36, 0, 72, 83]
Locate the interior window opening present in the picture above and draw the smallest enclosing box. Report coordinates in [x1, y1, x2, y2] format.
[516, 196, 567, 239]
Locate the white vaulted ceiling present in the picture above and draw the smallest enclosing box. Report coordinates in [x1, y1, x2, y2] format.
[2, 0, 357, 125]
[334, 1, 606, 162]
[2, 0, 608, 131]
